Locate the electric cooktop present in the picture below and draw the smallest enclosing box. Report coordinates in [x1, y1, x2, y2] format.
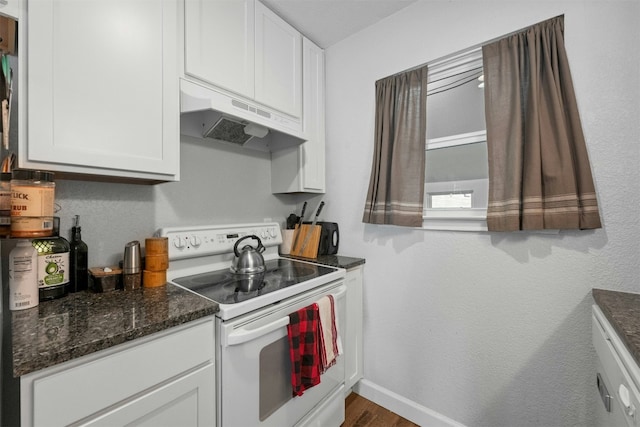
[172, 258, 338, 305]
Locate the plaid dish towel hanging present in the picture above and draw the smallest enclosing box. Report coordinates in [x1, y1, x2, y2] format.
[287, 303, 321, 396]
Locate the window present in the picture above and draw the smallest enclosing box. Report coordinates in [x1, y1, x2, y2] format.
[364, 17, 598, 231]
[423, 48, 488, 231]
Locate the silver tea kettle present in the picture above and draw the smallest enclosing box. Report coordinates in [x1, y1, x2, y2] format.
[230, 235, 265, 274]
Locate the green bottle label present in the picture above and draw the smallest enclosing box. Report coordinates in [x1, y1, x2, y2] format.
[37, 253, 69, 288]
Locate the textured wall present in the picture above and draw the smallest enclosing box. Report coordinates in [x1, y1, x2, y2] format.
[324, 1, 639, 426]
[54, 136, 298, 266]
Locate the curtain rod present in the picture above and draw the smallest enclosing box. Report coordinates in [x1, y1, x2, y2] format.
[387, 14, 565, 79]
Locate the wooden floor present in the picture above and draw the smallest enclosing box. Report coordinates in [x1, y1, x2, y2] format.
[342, 393, 419, 427]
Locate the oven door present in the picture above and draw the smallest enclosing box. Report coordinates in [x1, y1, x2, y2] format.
[218, 280, 346, 427]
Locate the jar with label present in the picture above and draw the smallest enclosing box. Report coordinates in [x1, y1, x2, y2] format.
[0, 172, 11, 237]
[11, 169, 55, 238]
[9, 239, 39, 310]
[32, 221, 70, 301]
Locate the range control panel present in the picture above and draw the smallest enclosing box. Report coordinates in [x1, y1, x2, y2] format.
[157, 223, 283, 260]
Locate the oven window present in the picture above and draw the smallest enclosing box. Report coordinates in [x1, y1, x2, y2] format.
[259, 336, 292, 421]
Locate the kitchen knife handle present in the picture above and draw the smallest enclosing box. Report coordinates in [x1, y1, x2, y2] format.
[314, 201, 325, 218]
[300, 201, 307, 222]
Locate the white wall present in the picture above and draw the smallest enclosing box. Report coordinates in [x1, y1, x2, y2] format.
[324, 1, 639, 426]
[54, 136, 299, 266]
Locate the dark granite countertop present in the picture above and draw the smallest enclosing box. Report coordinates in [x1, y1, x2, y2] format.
[283, 254, 365, 270]
[592, 288, 640, 367]
[10, 284, 218, 377]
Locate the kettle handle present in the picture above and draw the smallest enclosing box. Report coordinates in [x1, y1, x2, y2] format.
[233, 235, 265, 257]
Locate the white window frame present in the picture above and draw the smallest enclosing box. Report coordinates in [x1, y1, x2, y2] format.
[422, 47, 488, 232]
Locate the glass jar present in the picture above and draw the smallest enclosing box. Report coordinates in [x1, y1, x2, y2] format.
[11, 169, 55, 238]
[32, 219, 70, 301]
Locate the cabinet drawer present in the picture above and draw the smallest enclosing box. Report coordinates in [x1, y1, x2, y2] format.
[80, 363, 215, 427]
[26, 319, 214, 426]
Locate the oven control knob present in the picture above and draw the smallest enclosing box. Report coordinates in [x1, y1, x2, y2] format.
[190, 235, 202, 247]
[173, 236, 186, 249]
[269, 228, 277, 238]
[261, 230, 268, 239]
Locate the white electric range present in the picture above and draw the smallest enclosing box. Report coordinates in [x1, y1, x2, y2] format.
[157, 222, 347, 427]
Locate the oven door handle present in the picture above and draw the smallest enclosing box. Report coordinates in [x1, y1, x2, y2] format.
[224, 316, 290, 346]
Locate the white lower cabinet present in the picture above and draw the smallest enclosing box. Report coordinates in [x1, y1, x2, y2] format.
[21, 318, 215, 427]
[592, 305, 640, 427]
[80, 365, 212, 427]
[344, 266, 363, 393]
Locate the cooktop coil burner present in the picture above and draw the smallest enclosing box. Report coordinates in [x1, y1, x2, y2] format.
[172, 258, 335, 305]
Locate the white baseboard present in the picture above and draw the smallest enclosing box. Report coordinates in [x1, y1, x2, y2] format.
[353, 379, 467, 427]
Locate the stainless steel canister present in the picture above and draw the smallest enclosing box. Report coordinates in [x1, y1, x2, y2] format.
[123, 240, 142, 290]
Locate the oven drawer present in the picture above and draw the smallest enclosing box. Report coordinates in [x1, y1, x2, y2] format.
[295, 384, 345, 427]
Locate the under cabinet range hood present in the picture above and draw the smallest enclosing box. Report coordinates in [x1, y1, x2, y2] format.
[180, 79, 305, 152]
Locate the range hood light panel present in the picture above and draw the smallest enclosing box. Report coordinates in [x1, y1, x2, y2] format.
[244, 122, 269, 138]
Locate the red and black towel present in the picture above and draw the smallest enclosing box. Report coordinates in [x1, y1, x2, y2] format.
[287, 297, 341, 397]
[287, 303, 322, 397]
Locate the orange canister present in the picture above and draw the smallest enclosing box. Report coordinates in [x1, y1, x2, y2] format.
[144, 253, 169, 271]
[145, 237, 168, 255]
[143, 269, 167, 288]
[10, 169, 55, 238]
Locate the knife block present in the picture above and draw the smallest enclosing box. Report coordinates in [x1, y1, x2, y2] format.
[290, 224, 321, 258]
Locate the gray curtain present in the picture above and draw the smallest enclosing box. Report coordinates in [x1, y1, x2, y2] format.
[482, 16, 601, 231]
[362, 65, 428, 227]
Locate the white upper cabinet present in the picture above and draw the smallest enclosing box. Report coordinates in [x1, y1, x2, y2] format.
[271, 37, 325, 193]
[184, 0, 255, 100]
[300, 37, 325, 192]
[183, 0, 302, 119]
[254, 1, 302, 118]
[0, 0, 19, 20]
[23, 0, 179, 182]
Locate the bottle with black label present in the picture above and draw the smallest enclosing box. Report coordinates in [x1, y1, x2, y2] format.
[69, 215, 88, 292]
[32, 217, 70, 300]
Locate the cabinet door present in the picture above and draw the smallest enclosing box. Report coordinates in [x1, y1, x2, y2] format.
[23, 318, 215, 427]
[254, 1, 301, 118]
[345, 266, 363, 392]
[184, 0, 255, 99]
[25, 0, 179, 181]
[81, 364, 215, 427]
[301, 37, 325, 192]
[270, 37, 324, 194]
